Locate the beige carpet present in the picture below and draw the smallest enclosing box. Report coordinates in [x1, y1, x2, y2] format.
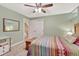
[3, 42, 28, 56]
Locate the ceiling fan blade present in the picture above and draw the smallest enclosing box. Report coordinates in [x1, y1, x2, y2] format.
[24, 4, 35, 7]
[41, 9, 46, 13]
[42, 4, 53, 8]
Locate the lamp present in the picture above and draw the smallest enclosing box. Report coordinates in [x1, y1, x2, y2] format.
[67, 31, 73, 35]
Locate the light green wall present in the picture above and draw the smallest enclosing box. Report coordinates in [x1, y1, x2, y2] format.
[30, 13, 75, 36]
[0, 5, 29, 45]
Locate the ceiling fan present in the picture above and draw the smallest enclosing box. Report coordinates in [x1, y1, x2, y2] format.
[24, 3, 53, 13]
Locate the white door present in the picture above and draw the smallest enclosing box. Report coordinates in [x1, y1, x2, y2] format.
[23, 18, 29, 40]
[29, 20, 44, 38]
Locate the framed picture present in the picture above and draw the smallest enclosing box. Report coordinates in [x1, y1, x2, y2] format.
[3, 18, 20, 32]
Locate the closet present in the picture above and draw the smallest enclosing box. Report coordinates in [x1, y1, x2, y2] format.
[28, 19, 44, 38]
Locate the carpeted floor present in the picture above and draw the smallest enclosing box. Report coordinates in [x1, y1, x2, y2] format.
[3, 42, 28, 56]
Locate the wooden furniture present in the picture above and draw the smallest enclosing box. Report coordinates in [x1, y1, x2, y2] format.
[0, 36, 11, 56]
[74, 23, 79, 35]
[25, 37, 36, 50]
[25, 38, 32, 50]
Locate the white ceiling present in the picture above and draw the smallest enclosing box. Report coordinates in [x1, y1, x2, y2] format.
[0, 3, 79, 18]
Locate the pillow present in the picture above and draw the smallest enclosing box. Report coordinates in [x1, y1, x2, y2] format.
[73, 37, 79, 46]
[64, 35, 76, 44]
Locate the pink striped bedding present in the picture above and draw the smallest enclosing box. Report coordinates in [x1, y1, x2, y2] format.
[27, 36, 79, 56]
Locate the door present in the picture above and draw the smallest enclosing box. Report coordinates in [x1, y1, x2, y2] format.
[28, 20, 44, 38]
[23, 18, 29, 40]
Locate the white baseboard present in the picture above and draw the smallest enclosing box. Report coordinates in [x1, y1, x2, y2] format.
[11, 40, 24, 47]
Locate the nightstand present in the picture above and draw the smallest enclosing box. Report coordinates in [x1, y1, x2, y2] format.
[25, 39, 32, 50]
[25, 37, 36, 50]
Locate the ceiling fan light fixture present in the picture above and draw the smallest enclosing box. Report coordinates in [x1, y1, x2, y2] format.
[38, 8, 42, 13]
[34, 8, 42, 13]
[35, 8, 38, 12]
[24, 3, 53, 13]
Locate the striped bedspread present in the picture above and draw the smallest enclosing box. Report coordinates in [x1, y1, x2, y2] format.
[28, 36, 79, 56]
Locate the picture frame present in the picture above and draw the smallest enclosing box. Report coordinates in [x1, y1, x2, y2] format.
[3, 18, 20, 32]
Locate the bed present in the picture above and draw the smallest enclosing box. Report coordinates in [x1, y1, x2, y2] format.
[27, 36, 79, 56]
